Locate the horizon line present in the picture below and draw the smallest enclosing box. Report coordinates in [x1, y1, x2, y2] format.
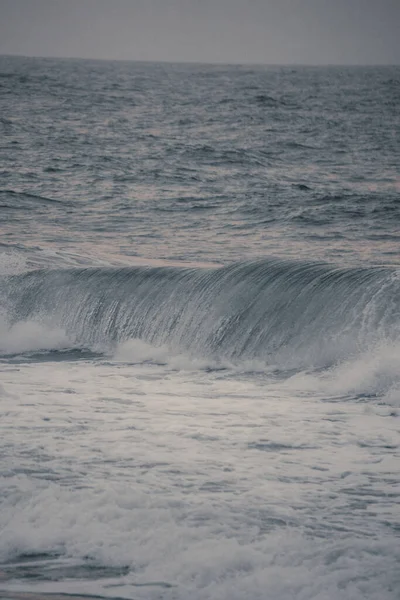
[1, 52, 398, 69]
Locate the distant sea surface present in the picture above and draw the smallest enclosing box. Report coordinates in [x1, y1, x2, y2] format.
[0, 56, 399, 600]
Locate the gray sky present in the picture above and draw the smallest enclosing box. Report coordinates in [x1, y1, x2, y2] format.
[0, 0, 399, 65]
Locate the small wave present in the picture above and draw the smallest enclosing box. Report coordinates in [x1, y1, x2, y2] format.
[293, 184, 311, 191]
[248, 441, 315, 452]
[0, 72, 22, 80]
[0, 190, 66, 206]
[254, 94, 281, 106]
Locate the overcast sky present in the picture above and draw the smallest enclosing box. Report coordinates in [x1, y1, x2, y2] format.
[0, 0, 399, 65]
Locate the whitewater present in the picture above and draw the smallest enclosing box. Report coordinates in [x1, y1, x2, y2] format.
[0, 56, 399, 600]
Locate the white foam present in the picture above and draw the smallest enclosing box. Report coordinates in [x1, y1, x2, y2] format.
[114, 338, 223, 371]
[0, 317, 70, 355]
[0, 476, 398, 600]
[283, 340, 400, 410]
[329, 341, 400, 406]
[0, 353, 398, 600]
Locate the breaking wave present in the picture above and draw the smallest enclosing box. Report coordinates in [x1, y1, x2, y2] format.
[0, 258, 399, 369]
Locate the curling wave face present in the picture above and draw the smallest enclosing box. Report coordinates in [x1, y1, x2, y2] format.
[1, 258, 399, 369]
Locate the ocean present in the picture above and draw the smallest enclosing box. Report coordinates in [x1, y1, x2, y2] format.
[0, 55, 399, 600]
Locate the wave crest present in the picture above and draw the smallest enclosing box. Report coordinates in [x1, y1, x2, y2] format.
[1, 259, 399, 369]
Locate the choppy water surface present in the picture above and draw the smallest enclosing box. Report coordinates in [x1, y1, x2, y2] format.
[0, 56, 399, 600]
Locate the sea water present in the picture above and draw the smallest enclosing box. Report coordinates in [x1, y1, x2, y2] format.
[0, 56, 399, 599]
